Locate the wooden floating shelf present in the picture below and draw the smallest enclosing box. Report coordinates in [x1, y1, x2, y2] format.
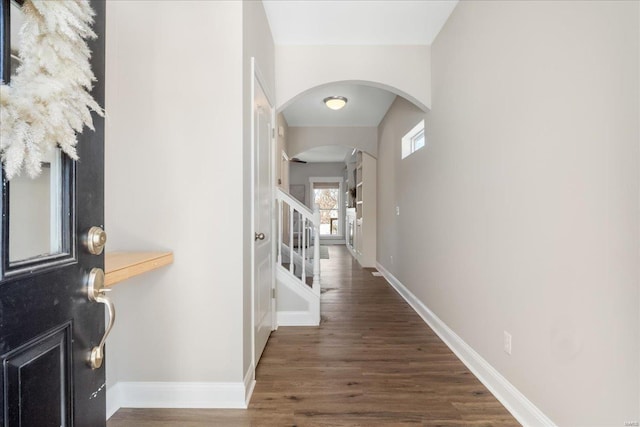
[105, 251, 174, 287]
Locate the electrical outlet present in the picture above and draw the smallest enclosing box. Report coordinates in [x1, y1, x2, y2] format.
[396, 206, 400, 216]
[503, 331, 512, 355]
[390, 255, 394, 264]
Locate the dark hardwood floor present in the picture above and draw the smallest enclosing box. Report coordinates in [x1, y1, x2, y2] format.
[108, 246, 519, 426]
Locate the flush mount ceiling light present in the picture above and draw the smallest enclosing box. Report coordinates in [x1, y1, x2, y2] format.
[323, 96, 348, 110]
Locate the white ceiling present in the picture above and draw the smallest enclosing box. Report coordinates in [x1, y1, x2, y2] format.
[283, 83, 396, 127]
[263, 0, 458, 45]
[295, 145, 355, 163]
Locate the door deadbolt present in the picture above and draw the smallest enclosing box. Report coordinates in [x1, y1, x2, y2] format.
[86, 226, 107, 255]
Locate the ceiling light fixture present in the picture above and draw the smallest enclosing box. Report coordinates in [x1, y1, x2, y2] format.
[323, 96, 348, 110]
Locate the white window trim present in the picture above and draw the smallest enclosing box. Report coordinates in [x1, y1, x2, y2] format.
[309, 176, 344, 237]
[402, 119, 425, 159]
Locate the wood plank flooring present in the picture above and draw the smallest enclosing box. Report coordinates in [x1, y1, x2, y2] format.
[108, 246, 519, 426]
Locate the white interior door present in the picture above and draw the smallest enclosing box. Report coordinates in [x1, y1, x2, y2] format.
[253, 68, 274, 365]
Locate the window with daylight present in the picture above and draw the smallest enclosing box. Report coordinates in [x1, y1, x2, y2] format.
[401, 120, 426, 159]
[312, 183, 340, 236]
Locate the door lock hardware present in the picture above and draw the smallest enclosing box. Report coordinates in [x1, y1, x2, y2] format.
[255, 232, 266, 241]
[87, 268, 115, 369]
[85, 226, 107, 255]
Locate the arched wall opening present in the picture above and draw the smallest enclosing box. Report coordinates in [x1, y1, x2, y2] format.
[287, 126, 378, 160]
[278, 79, 429, 116]
[275, 44, 432, 112]
[280, 80, 428, 161]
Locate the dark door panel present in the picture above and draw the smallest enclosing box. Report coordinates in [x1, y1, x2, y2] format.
[0, 0, 106, 425]
[2, 323, 73, 427]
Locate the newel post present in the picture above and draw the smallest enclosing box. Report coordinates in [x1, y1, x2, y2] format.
[312, 204, 321, 294]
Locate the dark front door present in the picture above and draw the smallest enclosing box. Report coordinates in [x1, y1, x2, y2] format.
[0, 0, 107, 425]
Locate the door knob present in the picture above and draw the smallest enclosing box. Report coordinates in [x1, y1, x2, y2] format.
[255, 232, 266, 241]
[87, 268, 115, 369]
[85, 226, 107, 255]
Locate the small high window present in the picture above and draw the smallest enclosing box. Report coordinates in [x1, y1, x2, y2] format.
[401, 120, 425, 159]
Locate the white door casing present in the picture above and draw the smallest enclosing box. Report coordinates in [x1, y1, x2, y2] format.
[252, 58, 275, 368]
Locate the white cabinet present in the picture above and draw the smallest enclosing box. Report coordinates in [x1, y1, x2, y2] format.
[346, 208, 356, 256]
[353, 151, 376, 268]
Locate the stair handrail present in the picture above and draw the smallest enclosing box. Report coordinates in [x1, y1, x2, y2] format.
[275, 188, 316, 223]
[275, 188, 321, 295]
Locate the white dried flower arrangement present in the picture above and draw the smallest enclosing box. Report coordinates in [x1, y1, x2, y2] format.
[0, 0, 103, 180]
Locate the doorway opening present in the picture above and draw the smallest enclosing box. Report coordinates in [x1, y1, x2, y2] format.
[314, 186, 340, 235]
[310, 178, 343, 237]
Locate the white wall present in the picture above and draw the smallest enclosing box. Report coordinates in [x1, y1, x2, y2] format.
[105, 0, 244, 392]
[287, 126, 378, 159]
[377, 1, 639, 425]
[276, 45, 430, 111]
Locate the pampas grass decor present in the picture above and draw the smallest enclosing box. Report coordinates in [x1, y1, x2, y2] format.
[0, 0, 104, 180]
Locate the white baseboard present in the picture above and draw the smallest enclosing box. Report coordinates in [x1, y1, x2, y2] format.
[244, 363, 256, 407]
[106, 377, 251, 419]
[106, 382, 123, 419]
[319, 239, 345, 245]
[375, 262, 556, 427]
[345, 244, 357, 259]
[277, 310, 319, 326]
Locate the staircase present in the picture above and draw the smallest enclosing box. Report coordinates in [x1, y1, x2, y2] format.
[275, 188, 321, 326]
[280, 243, 314, 284]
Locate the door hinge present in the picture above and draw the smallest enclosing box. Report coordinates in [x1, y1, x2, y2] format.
[272, 288, 276, 299]
[272, 127, 275, 139]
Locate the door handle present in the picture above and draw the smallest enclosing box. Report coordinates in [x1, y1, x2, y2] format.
[255, 232, 266, 241]
[87, 268, 115, 369]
